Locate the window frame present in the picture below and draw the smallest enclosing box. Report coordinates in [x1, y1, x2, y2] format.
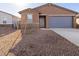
[3, 20, 7, 24]
[27, 14, 33, 24]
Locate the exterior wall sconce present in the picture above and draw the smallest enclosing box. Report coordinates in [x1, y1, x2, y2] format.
[76, 17, 79, 25]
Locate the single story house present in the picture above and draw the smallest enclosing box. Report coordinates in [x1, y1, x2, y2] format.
[19, 3, 79, 29]
[0, 11, 20, 28]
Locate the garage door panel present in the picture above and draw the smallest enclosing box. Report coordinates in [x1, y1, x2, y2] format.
[48, 16, 72, 28]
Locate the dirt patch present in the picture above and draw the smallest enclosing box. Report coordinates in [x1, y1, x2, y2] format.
[9, 30, 79, 56]
[0, 29, 20, 56]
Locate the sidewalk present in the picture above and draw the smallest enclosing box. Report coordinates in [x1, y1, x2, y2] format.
[0, 30, 20, 56]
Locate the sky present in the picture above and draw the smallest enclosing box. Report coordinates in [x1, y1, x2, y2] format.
[0, 3, 79, 18]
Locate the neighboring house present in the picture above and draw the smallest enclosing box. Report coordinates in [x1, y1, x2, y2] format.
[0, 11, 20, 28]
[19, 3, 79, 29]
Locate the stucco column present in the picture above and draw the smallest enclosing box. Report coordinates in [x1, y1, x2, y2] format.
[73, 16, 76, 28]
[46, 15, 48, 28]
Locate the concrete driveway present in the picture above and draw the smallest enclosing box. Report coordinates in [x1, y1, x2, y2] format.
[51, 28, 79, 46]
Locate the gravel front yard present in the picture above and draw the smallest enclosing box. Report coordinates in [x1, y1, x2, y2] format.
[8, 30, 79, 56]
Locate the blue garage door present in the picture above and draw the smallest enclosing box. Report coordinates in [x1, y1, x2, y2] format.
[48, 16, 72, 28]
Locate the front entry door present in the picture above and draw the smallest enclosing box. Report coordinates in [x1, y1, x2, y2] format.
[39, 16, 46, 28]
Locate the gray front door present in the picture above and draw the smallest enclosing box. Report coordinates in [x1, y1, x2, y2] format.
[39, 16, 46, 28]
[48, 16, 72, 28]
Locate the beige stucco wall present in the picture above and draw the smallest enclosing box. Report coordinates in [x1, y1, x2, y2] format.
[20, 4, 78, 28]
[20, 9, 39, 29]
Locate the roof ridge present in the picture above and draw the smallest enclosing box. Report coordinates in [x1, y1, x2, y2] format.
[33, 3, 78, 14]
[0, 10, 20, 18]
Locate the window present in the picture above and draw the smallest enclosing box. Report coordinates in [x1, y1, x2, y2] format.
[3, 20, 6, 24]
[27, 14, 32, 23]
[3, 17, 7, 24]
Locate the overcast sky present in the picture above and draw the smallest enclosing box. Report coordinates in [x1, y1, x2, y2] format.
[0, 3, 79, 17]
